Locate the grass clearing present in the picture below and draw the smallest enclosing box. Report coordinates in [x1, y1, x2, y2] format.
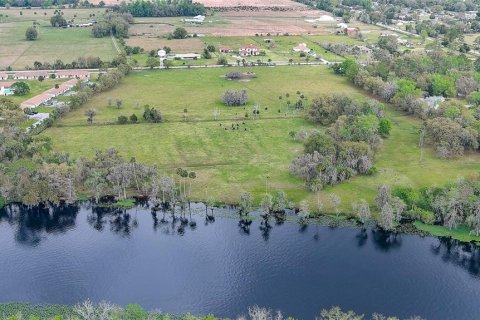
[43, 66, 480, 211]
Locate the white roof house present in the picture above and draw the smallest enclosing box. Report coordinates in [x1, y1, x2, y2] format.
[171, 53, 201, 60]
[293, 43, 310, 53]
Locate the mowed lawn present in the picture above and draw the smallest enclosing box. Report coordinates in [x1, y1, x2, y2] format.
[43, 66, 480, 210]
[0, 8, 117, 69]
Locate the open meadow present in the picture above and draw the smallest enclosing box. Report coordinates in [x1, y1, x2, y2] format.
[0, 8, 117, 69]
[42, 65, 480, 210]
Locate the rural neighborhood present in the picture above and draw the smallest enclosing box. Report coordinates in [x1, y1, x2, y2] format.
[1, 0, 480, 319]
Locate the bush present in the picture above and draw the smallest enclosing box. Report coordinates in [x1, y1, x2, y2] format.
[378, 118, 392, 137]
[143, 105, 162, 123]
[130, 113, 138, 123]
[118, 115, 128, 124]
[222, 90, 248, 106]
[25, 26, 38, 40]
[50, 14, 67, 27]
[217, 56, 228, 65]
[172, 27, 187, 39]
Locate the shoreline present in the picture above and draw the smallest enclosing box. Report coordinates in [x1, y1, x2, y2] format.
[2, 199, 480, 246]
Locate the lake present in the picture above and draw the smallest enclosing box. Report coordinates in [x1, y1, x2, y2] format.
[0, 202, 479, 319]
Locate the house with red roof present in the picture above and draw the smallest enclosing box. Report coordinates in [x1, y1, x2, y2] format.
[14, 71, 49, 80]
[239, 44, 260, 57]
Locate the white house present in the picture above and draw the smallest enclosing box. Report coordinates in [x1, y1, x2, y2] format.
[171, 53, 201, 60]
[239, 45, 260, 57]
[0, 81, 14, 96]
[336, 23, 348, 29]
[55, 70, 90, 79]
[14, 71, 48, 80]
[0, 72, 8, 80]
[184, 15, 205, 24]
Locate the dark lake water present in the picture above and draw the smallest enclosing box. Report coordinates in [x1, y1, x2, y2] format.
[1, 202, 480, 319]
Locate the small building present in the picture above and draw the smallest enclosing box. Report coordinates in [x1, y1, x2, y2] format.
[14, 71, 48, 80]
[0, 72, 8, 80]
[293, 43, 310, 53]
[171, 53, 201, 60]
[264, 38, 273, 43]
[219, 47, 233, 54]
[0, 81, 14, 96]
[184, 15, 205, 24]
[55, 70, 90, 79]
[345, 27, 359, 36]
[336, 23, 348, 29]
[239, 45, 260, 57]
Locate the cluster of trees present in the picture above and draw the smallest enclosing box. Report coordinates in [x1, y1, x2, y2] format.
[290, 94, 391, 190]
[118, 0, 206, 17]
[11, 82, 30, 96]
[333, 49, 480, 158]
[50, 13, 67, 27]
[321, 42, 367, 57]
[92, 12, 133, 38]
[0, 301, 418, 320]
[379, 178, 480, 235]
[222, 89, 248, 106]
[142, 105, 162, 122]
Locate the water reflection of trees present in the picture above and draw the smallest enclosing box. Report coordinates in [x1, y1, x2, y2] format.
[0, 204, 79, 246]
[370, 229, 403, 251]
[87, 206, 141, 237]
[431, 238, 480, 277]
[149, 204, 208, 236]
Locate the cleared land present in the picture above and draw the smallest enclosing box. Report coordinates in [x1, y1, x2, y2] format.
[0, 8, 117, 69]
[43, 66, 480, 210]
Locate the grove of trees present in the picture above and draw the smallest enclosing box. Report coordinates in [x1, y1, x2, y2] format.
[290, 94, 390, 190]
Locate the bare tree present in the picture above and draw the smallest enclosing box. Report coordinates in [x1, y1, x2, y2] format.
[353, 199, 370, 224]
[330, 193, 341, 215]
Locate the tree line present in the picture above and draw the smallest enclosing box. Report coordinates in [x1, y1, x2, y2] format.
[116, 0, 206, 17]
[0, 301, 423, 320]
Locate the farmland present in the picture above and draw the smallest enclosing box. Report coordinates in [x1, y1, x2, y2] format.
[42, 65, 480, 210]
[0, 8, 117, 69]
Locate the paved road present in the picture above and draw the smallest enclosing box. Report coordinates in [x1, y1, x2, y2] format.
[3, 59, 335, 75]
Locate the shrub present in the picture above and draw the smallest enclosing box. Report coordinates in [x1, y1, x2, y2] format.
[222, 90, 248, 106]
[25, 26, 38, 40]
[118, 115, 128, 124]
[130, 113, 138, 123]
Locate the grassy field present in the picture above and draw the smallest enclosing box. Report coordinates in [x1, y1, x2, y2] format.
[43, 65, 480, 212]
[0, 8, 117, 69]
